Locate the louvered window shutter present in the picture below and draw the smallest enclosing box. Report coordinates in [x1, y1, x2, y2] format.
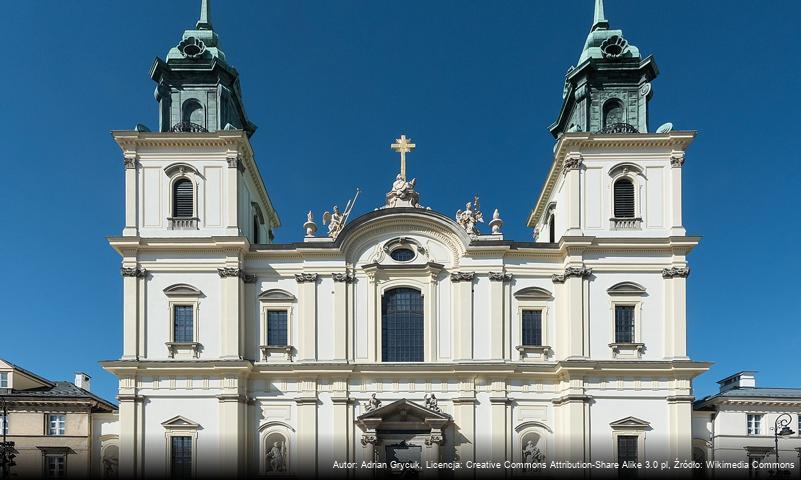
[614, 179, 635, 218]
[173, 179, 194, 218]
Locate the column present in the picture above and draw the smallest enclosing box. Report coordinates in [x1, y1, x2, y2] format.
[365, 270, 378, 362]
[225, 154, 240, 235]
[219, 265, 243, 359]
[425, 270, 439, 362]
[296, 274, 318, 362]
[489, 384, 509, 462]
[123, 153, 138, 236]
[552, 394, 589, 462]
[296, 378, 319, 476]
[667, 395, 694, 461]
[218, 389, 247, 477]
[121, 266, 145, 360]
[663, 267, 690, 359]
[331, 381, 350, 477]
[563, 152, 583, 236]
[451, 273, 474, 360]
[669, 151, 686, 236]
[453, 381, 476, 476]
[552, 267, 591, 358]
[117, 394, 139, 479]
[332, 274, 352, 361]
[488, 273, 511, 360]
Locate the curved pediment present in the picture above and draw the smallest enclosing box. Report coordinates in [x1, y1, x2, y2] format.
[164, 162, 200, 177]
[163, 284, 203, 297]
[607, 282, 647, 295]
[336, 208, 472, 266]
[514, 287, 553, 300]
[258, 289, 296, 302]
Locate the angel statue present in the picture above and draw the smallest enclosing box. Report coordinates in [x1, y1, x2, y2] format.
[455, 196, 484, 234]
[266, 441, 287, 472]
[322, 206, 345, 238]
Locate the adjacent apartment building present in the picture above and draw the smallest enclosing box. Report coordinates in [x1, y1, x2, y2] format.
[0, 360, 117, 478]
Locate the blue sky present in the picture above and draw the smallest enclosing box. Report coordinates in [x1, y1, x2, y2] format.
[1, 0, 799, 403]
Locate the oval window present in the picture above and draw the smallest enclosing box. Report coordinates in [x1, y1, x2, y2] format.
[390, 248, 415, 262]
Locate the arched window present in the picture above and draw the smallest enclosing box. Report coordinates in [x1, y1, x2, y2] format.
[603, 99, 624, 128]
[173, 179, 194, 218]
[182, 99, 204, 126]
[613, 178, 635, 218]
[381, 288, 424, 362]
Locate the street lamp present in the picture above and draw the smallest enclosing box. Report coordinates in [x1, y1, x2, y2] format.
[773, 413, 795, 467]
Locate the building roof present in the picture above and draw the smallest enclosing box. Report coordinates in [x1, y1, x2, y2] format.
[694, 387, 801, 409]
[1, 359, 117, 412]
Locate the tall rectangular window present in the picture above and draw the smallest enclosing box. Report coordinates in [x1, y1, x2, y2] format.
[0, 414, 7, 435]
[48, 414, 65, 436]
[747, 414, 762, 435]
[267, 310, 288, 346]
[0, 372, 8, 388]
[617, 435, 639, 465]
[174, 306, 194, 343]
[171, 436, 193, 479]
[45, 455, 66, 478]
[521, 310, 543, 346]
[614, 305, 635, 343]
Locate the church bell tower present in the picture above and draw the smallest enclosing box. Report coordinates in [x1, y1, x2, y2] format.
[549, 0, 658, 137]
[150, 0, 257, 136]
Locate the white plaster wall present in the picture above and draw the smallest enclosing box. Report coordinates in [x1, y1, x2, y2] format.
[589, 397, 671, 460]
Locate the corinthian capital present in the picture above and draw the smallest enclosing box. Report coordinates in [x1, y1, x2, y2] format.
[295, 273, 319, 283]
[120, 266, 146, 278]
[662, 266, 690, 279]
[552, 266, 592, 283]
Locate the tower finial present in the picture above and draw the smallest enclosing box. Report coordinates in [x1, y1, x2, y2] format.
[197, 0, 212, 30]
[592, 0, 609, 31]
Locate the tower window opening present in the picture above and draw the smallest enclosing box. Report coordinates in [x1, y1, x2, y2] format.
[173, 179, 194, 218]
[603, 99, 625, 128]
[613, 178, 635, 218]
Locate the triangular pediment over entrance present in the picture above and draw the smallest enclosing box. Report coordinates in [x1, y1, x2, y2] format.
[357, 398, 451, 431]
[609, 416, 651, 429]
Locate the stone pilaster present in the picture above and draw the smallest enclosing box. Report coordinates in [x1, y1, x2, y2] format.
[296, 273, 319, 361]
[218, 390, 248, 477]
[552, 266, 591, 358]
[123, 153, 138, 237]
[121, 266, 146, 360]
[669, 151, 686, 236]
[332, 273, 353, 361]
[219, 265, 244, 359]
[296, 379, 318, 476]
[451, 272, 475, 360]
[663, 266, 690, 359]
[226, 153, 240, 235]
[667, 395, 694, 461]
[563, 152, 583, 236]
[489, 272, 512, 360]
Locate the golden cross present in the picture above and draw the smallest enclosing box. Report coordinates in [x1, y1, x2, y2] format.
[390, 134, 416, 180]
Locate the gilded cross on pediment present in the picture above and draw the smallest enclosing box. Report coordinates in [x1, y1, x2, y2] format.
[391, 134, 416, 180]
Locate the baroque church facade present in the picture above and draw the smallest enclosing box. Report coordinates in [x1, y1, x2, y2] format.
[101, 0, 710, 477]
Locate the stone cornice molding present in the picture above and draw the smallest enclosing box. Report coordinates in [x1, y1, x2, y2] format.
[295, 273, 319, 283]
[551, 394, 593, 406]
[488, 272, 513, 282]
[120, 266, 147, 278]
[450, 272, 475, 283]
[662, 266, 690, 279]
[332, 272, 356, 283]
[552, 266, 592, 283]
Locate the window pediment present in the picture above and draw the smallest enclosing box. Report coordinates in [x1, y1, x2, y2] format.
[164, 284, 203, 297]
[258, 289, 296, 302]
[607, 282, 647, 295]
[164, 162, 200, 177]
[514, 287, 553, 300]
[357, 398, 451, 425]
[161, 415, 202, 430]
[610, 416, 651, 430]
[609, 162, 645, 178]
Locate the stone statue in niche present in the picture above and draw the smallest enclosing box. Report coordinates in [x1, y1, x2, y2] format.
[364, 393, 382, 412]
[522, 440, 545, 470]
[266, 441, 287, 472]
[456, 196, 484, 234]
